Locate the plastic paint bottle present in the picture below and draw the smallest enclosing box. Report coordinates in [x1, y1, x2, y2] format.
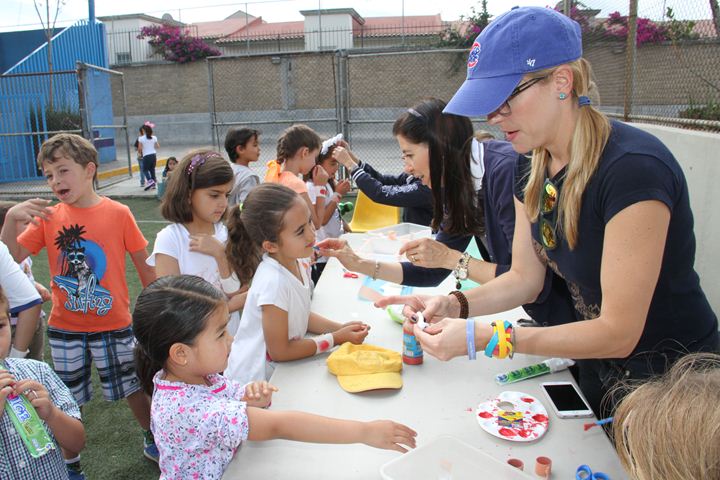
[0, 362, 56, 458]
[495, 358, 575, 385]
[402, 320, 423, 365]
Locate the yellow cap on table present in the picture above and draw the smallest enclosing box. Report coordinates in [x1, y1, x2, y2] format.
[327, 343, 403, 393]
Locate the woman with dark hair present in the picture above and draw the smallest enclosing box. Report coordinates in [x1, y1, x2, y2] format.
[137, 123, 159, 190]
[319, 98, 575, 327]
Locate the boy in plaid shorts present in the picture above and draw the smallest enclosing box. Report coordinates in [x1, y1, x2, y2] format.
[1, 134, 157, 478]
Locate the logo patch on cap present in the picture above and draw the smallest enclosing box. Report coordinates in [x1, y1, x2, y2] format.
[467, 42, 481, 68]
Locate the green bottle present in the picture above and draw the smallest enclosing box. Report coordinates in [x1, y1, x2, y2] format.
[1, 362, 56, 458]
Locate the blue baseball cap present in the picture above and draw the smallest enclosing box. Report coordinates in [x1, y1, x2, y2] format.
[444, 7, 583, 117]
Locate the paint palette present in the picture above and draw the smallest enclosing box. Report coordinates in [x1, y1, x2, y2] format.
[476, 391, 549, 442]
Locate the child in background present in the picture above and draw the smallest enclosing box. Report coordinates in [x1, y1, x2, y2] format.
[613, 352, 720, 480]
[303, 135, 351, 284]
[0, 134, 158, 473]
[0, 286, 86, 480]
[149, 150, 246, 336]
[137, 122, 159, 190]
[134, 275, 416, 480]
[0, 201, 49, 361]
[224, 128, 261, 207]
[264, 124, 325, 229]
[225, 184, 369, 385]
[156, 156, 178, 200]
[133, 126, 145, 188]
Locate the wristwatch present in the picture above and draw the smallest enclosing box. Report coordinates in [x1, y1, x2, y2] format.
[453, 252, 471, 289]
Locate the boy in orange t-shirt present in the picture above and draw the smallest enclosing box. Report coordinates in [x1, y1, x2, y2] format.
[0, 134, 158, 477]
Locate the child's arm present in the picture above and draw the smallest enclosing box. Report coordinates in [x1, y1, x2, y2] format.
[130, 248, 156, 288]
[319, 180, 351, 226]
[307, 312, 369, 346]
[263, 306, 369, 361]
[246, 408, 417, 453]
[241, 380, 278, 408]
[152, 253, 181, 277]
[300, 193, 324, 230]
[0, 199, 52, 262]
[12, 378, 86, 453]
[227, 289, 248, 312]
[262, 305, 319, 361]
[189, 234, 246, 313]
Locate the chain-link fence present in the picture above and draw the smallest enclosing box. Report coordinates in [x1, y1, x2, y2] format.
[0, 64, 132, 195]
[562, 0, 719, 130]
[203, 0, 718, 181]
[0, 70, 82, 194]
[77, 63, 133, 189]
[208, 51, 341, 173]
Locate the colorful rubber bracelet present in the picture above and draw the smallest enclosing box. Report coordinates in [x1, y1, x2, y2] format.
[466, 319, 477, 360]
[484, 322, 500, 358]
[493, 321, 514, 359]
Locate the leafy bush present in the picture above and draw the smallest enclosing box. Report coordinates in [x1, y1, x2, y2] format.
[679, 101, 720, 122]
[604, 11, 667, 45]
[138, 25, 221, 64]
[438, 0, 492, 48]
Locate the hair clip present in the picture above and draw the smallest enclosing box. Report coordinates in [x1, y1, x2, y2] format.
[320, 133, 344, 155]
[187, 152, 222, 175]
[577, 96, 592, 107]
[144, 121, 155, 128]
[407, 108, 423, 119]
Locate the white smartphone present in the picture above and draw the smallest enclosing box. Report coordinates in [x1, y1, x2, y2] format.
[540, 381, 594, 419]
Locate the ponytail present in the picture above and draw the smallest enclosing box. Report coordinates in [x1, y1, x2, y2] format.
[226, 205, 263, 284]
[134, 345, 163, 396]
[523, 58, 611, 249]
[225, 184, 299, 282]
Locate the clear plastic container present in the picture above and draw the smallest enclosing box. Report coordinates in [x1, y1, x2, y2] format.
[365, 223, 432, 255]
[380, 435, 534, 480]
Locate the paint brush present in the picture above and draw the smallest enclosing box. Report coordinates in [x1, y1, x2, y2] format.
[583, 417, 613, 431]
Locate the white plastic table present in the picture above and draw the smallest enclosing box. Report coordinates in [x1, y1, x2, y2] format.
[224, 234, 627, 479]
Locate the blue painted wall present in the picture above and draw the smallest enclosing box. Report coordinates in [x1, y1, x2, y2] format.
[0, 21, 114, 182]
[0, 28, 57, 74]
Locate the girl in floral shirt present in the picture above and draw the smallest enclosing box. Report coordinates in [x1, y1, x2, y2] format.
[133, 275, 417, 480]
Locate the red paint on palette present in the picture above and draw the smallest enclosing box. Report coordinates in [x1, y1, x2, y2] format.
[521, 397, 535, 403]
[517, 429, 531, 438]
[498, 428, 516, 437]
[478, 411, 493, 418]
[532, 414, 548, 423]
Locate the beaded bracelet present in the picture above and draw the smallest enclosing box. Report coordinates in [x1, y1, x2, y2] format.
[448, 290, 469, 319]
[466, 319, 477, 360]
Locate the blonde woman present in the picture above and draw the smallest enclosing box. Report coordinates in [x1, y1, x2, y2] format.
[613, 353, 720, 479]
[378, 7, 718, 418]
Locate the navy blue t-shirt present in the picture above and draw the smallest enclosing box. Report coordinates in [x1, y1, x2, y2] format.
[515, 121, 718, 356]
[401, 140, 577, 326]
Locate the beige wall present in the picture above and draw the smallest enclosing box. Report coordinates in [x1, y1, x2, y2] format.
[112, 41, 720, 116]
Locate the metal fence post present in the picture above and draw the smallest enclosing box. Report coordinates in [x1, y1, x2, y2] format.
[207, 58, 218, 150]
[75, 62, 92, 141]
[623, 0, 638, 122]
[120, 72, 132, 176]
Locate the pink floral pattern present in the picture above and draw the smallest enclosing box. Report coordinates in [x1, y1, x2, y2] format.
[151, 371, 249, 480]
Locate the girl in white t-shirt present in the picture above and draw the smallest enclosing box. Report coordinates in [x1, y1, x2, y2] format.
[137, 123, 160, 190]
[224, 183, 368, 385]
[303, 135, 351, 284]
[148, 149, 247, 335]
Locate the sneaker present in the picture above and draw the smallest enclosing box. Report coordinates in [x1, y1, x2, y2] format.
[143, 180, 156, 191]
[143, 440, 160, 463]
[67, 467, 87, 480]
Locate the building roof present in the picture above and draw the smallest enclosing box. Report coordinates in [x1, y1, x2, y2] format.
[300, 8, 365, 25]
[214, 14, 446, 44]
[97, 13, 184, 27]
[194, 17, 264, 39]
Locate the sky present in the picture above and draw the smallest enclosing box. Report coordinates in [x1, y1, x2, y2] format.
[0, 0, 707, 32]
